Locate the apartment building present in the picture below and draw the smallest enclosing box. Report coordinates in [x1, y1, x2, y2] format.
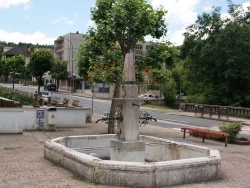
[54, 32, 152, 97]
[53, 32, 85, 92]
[134, 41, 151, 60]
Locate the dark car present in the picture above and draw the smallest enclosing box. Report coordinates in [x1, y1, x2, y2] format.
[44, 83, 56, 91]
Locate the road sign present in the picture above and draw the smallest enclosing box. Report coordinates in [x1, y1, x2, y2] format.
[36, 109, 45, 122]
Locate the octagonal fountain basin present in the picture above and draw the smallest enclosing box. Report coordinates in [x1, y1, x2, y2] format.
[44, 134, 221, 188]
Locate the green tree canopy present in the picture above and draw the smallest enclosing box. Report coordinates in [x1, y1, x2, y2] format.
[51, 60, 68, 91]
[91, 0, 167, 57]
[4, 55, 26, 88]
[182, 2, 250, 107]
[0, 59, 4, 79]
[29, 49, 54, 93]
[78, 0, 168, 133]
[20, 64, 31, 86]
[78, 0, 168, 81]
[5, 55, 25, 75]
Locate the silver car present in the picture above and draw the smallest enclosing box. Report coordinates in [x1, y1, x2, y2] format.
[40, 91, 56, 104]
[138, 93, 155, 99]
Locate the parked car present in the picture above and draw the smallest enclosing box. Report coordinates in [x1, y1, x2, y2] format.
[44, 83, 56, 91]
[138, 93, 155, 99]
[40, 91, 56, 104]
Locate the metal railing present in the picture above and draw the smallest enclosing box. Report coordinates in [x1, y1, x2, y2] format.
[180, 103, 250, 119]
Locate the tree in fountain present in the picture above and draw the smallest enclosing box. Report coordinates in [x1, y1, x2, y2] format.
[77, 0, 167, 133]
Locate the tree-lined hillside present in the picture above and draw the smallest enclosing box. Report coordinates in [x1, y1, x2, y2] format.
[181, 1, 250, 107]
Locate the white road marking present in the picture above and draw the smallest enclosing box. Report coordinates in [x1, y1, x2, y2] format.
[162, 118, 190, 124]
[157, 119, 191, 126]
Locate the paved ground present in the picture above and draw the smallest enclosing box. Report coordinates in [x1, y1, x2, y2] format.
[0, 114, 250, 188]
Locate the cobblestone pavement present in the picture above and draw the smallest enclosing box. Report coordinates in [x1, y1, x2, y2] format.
[0, 116, 250, 188]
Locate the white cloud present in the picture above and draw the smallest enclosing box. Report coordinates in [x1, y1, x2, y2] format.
[86, 20, 95, 28]
[203, 5, 213, 12]
[150, 0, 201, 45]
[51, 16, 74, 25]
[167, 27, 186, 46]
[0, 0, 29, 9]
[151, 0, 200, 25]
[0, 29, 55, 45]
[242, 2, 250, 9]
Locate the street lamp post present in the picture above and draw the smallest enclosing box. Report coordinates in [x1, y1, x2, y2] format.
[59, 36, 74, 94]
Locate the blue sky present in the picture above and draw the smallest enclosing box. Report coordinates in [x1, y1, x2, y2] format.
[0, 0, 249, 45]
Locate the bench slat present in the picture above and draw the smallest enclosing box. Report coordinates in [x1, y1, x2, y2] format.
[181, 127, 229, 147]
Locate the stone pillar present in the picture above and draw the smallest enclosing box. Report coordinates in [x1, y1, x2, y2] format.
[110, 98, 145, 162]
[122, 52, 138, 98]
[114, 98, 141, 141]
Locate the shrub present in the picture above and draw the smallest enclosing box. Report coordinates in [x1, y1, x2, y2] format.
[0, 87, 33, 105]
[219, 122, 242, 143]
[161, 80, 176, 108]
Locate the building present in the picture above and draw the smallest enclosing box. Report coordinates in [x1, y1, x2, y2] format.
[53, 32, 86, 93]
[53, 32, 154, 98]
[2, 46, 30, 65]
[134, 41, 151, 61]
[1, 46, 32, 84]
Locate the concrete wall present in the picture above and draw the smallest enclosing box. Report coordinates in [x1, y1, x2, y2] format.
[55, 108, 91, 127]
[57, 134, 117, 158]
[0, 108, 24, 133]
[0, 107, 91, 133]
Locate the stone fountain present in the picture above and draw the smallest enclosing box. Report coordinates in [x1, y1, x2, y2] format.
[44, 52, 221, 187]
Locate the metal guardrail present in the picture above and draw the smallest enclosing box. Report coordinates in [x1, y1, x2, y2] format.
[180, 103, 250, 119]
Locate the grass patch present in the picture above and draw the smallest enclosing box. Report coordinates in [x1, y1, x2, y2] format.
[0, 86, 33, 105]
[4, 146, 21, 150]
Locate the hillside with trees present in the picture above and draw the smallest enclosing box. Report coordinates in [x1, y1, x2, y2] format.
[0, 41, 53, 56]
[181, 1, 250, 107]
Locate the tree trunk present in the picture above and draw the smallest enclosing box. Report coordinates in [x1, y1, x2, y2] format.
[24, 77, 27, 86]
[56, 79, 60, 92]
[108, 82, 121, 133]
[37, 76, 42, 94]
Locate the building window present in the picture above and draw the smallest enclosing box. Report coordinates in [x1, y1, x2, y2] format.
[135, 45, 143, 50]
[97, 83, 110, 93]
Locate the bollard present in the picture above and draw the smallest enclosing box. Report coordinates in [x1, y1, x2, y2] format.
[48, 97, 52, 106]
[33, 93, 40, 107]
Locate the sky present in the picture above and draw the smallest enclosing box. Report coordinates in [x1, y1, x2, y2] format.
[0, 0, 249, 46]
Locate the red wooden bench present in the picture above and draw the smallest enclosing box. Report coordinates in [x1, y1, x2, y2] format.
[181, 127, 230, 147]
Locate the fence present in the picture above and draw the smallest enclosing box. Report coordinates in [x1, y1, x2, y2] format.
[180, 103, 250, 119]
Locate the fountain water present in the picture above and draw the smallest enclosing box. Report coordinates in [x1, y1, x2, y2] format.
[44, 51, 221, 187]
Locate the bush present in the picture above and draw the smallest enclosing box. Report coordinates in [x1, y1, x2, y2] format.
[0, 87, 33, 105]
[161, 80, 176, 108]
[219, 122, 242, 143]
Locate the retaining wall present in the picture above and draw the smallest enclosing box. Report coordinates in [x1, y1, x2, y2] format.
[0, 106, 91, 133]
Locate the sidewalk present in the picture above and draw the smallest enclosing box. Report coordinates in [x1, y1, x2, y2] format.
[0, 115, 250, 188]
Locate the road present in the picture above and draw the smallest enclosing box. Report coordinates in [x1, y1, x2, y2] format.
[1, 83, 249, 137]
